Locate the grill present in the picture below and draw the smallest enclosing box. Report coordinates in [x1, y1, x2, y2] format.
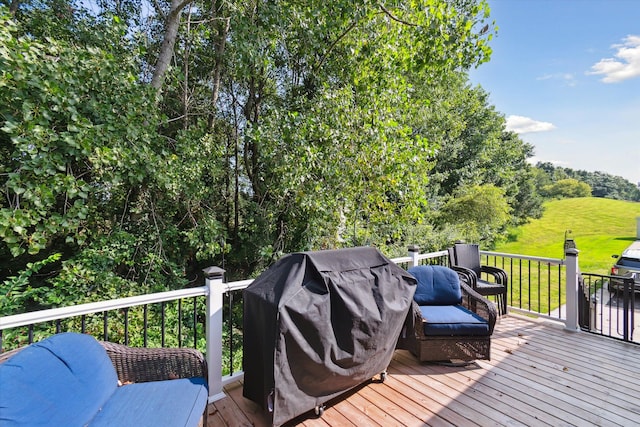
[242, 247, 416, 426]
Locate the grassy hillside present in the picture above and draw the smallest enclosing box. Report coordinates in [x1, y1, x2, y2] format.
[495, 197, 640, 274]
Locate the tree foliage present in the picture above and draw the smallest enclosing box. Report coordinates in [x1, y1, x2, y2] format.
[0, 9, 223, 307]
[540, 178, 591, 200]
[437, 184, 511, 243]
[0, 14, 160, 257]
[421, 74, 543, 227]
[534, 162, 639, 202]
[0, 0, 544, 313]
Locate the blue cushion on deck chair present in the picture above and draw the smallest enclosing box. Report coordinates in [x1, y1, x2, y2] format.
[419, 305, 490, 336]
[0, 332, 118, 426]
[89, 377, 209, 427]
[408, 265, 462, 306]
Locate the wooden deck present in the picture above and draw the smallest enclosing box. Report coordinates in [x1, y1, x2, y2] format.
[206, 314, 640, 426]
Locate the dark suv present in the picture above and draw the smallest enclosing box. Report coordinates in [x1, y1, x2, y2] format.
[609, 241, 640, 293]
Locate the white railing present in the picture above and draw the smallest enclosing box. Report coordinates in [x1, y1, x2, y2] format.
[0, 287, 208, 330]
[480, 250, 565, 264]
[480, 249, 568, 321]
[0, 246, 580, 403]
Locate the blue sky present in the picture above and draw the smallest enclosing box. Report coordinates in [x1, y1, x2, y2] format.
[469, 0, 640, 185]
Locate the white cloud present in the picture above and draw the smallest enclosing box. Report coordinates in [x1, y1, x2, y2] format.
[588, 35, 640, 83]
[505, 115, 556, 134]
[536, 73, 576, 86]
[528, 157, 569, 167]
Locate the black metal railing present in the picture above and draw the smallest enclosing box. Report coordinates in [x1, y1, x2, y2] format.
[224, 289, 244, 376]
[482, 251, 565, 319]
[579, 272, 636, 343]
[418, 254, 449, 267]
[0, 296, 207, 355]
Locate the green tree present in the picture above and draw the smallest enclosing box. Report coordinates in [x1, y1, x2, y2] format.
[534, 163, 637, 201]
[418, 74, 542, 231]
[541, 178, 591, 199]
[0, 13, 160, 257]
[0, 9, 210, 308]
[437, 184, 511, 243]
[201, 1, 496, 267]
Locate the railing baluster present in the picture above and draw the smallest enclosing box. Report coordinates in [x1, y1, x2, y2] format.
[516, 259, 521, 309]
[631, 286, 636, 341]
[161, 302, 166, 347]
[623, 278, 631, 341]
[124, 308, 129, 346]
[103, 311, 108, 341]
[558, 264, 563, 319]
[228, 290, 234, 376]
[534, 261, 540, 314]
[178, 299, 183, 348]
[143, 305, 148, 347]
[527, 260, 532, 312]
[509, 257, 513, 308]
[192, 297, 197, 350]
[546, 263, 551, 317]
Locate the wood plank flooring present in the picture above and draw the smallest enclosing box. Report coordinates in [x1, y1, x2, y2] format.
[207, 314, 640, 426]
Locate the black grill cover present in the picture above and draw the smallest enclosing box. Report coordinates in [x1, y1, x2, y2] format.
[242, 247, 416, 425]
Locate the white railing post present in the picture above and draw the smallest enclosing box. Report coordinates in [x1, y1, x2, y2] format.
[203, 266, 226, 402]
[564, 247, 580, 332]
[407, 245, 420, 268]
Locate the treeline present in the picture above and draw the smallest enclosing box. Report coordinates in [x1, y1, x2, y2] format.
[534, 163, 640, 201]
[1, 0, 545, 313]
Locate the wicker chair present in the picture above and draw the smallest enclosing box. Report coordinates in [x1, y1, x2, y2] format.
[448, 243, 508, 315]
[397, 265, 497, 363]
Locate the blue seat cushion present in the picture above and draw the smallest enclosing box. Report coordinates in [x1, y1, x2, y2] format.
[89, 377, 208, 427]
[0, 333, 118, 426]
[408, 265, 462, 305]
[420, 305, 490, 336]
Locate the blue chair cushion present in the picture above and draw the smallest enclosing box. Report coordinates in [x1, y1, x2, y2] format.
[419, 305, 490, 336]
[408, 265, 462, 305]
[89, 377, 209, 427]
[0, 332, 118, 426]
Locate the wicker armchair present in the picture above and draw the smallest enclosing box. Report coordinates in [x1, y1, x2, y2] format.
[397, 265, 497, 363]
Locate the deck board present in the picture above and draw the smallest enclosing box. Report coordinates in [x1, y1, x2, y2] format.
[208, 314, 640, 426]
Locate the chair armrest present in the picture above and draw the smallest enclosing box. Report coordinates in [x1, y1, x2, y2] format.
[459, 281, 497, 334]
[480, 265, 508, 284]
[408, 300, 429, 341]
[449, 265, 478, 287]
[100, 341, 207, 384]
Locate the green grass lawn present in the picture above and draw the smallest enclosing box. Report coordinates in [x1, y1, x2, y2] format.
[496, 197, 640, 275]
